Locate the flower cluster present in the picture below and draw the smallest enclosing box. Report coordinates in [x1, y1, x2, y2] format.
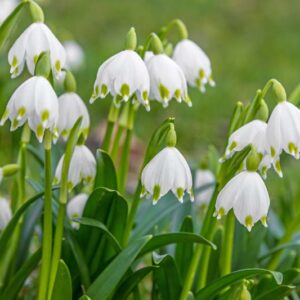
[90, 29, 214, 111]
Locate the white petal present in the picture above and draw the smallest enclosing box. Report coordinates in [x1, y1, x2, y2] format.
[67, 193, 88, 229]
[0, 198, 12, 230]
[195, 170, 215, 205]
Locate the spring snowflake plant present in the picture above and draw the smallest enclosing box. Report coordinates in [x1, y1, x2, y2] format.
[0, 2, 300, 300]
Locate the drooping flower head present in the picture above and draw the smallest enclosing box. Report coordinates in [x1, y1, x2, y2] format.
[54, 144, 96, 190]
[267, 100, 300, 161]
[173, 39, 215, 93]
[0, 198, 12, 230]
[0, 76, 59, 142]
[194, 169, 215, 206]
[8, 22, 66, 79]
[57, 92, 90, 140]
[90, 50, 150, 110]
[67, 193, 88, 229]
[146, 53, 190, 107]
[141, 147, 193, 204]
[215, 149, 270, 231]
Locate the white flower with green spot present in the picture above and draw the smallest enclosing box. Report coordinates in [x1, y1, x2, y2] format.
[54, 145, 96, 190]
[267, 100, 300, 161]
[215, 170, 270, 231]
[0, 198, 12, 230]
[67, 193, 88, 229]
[141, 147, 193, 204]
[173, 39, 215, 93]
[0, 76, 59, 142]
[8, 22, 66, 79]
[225, 120, 268, 159]
[146, 53, 190, 107]
[90, 50, 150, 110]
[57, 92, 90, 141]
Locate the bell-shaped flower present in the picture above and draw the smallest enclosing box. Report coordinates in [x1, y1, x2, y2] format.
[172, 39, 215, 93]
[67, 193, 88, 229]
[267, 100, 300, 160]
[141, 147, 193, 204]
[258, 154, 282, 179]
[0, 0, 17, 24]
[225, 120, 268, 159]
[146, 53, 190, 107]
[0, 198, 12, 230]
[215, 170, 270, 231]
[8, 22, 66, 79]
[0, 76, 59, 142]
[57, 92, 90, 140]
[90, 50, 150, 110]
[54, 145, 96, 190]
[63, 40, 85, 71]
[194, 169, 215, 206]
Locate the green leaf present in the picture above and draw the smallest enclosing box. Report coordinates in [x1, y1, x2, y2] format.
[51, 260, 72, 300]
[75, 217, 122, 253]
[113, 266, 157, 300]
[79, 296, 91, 300]
[27, 144, 44, 167]
[94, 149, 118, 190]
[175, 217, 194, 281]
[138, 232, 216, 258]
[152, 253, 182, 300]
[195, 268, 283, 300]
[255, 285, 294, 300]
[86, 236, 151, 300]
[0, 249, 41, 300]
[78, 188, 128, 275]
[0, 2, 27, 50]
[0, 188, 58, 260]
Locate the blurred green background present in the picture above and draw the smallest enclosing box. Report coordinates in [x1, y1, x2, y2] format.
[1, 0, 300, 194]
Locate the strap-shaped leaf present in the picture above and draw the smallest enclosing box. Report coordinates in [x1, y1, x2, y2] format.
[0, 249, 41, 299]
[86, 236, 151, 300]
[94, 149, 118, 190]
[195, 268, 283, 300]
[51, 260, 72, 300]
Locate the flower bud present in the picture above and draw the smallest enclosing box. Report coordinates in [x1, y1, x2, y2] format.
[2, 164, 19, 177]
[240, 284, 251, 300]
[29, 1, 44, 23]
[150, 33, 164, 54]
[125, 27, 137, 50]
[64, 70, 77, 93]
[165, 123, 177, 147]
[255, 99, 269, 122]
[272, 79, 286, 103]
[246, 147, 261, 171]
[35, 51, 51, 78]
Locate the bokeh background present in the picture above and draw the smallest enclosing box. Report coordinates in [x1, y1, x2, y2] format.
[1, 0, 300, 201]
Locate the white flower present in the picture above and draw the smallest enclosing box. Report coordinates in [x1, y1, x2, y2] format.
[146, 53, 190, 107]
[57, 92, 90, 140]
[0, 198, 12, 230]
[259, 154, 282, 179]
[173, 39, 214, 93]
[0, 76, 59, 142]
[144, 51, 154, 63]
[0, 168, 3, 185]
[141, 147, 193, 204]
[267, 101, 300, 160]
[225, 120, 268, 158]
[63, 40, 85, 71]
[215, 171, 270, 231]
[90, 50, 150, 110]
[67, 193, 88, 229]
[54, 145, 96, 190]
[194, 169, 215, 206]
[8, 22, 66, 79]
[0, 0, 17, 24]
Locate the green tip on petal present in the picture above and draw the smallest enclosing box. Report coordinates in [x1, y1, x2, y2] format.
[17, 107, 26, 120]
[41, 110, 49, 124]
[12, 56, 18, 68]
[159, 84, 170, 101]
[140, 185, 147, 197]
[261, 215, 268, 227]
[120, 84, 130, 100]
[153, 184, 161, 204]
[288, 142, 299, 158]
[11, 118, 19, 130]
[176, 187, 184, 203]
[67, 181, 74, 191]
[142, 90, 149, 101]
[215, 207, 225, 220]
[174, 89, 181, 102]
[55, 60, 61, 72]
[100, 84, 107, 97]
[245, 215, 253, 232]
[229, 141, 237, 152]
[1, 108, 9, 126]
[270, 146, 276, 158]
[274, 159, 283, 177]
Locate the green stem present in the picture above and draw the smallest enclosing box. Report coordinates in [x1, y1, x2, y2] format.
[102, 103, 119, 151]
[220, 211, 235, 276]
[118, 104, 136, 193]
[37, 130, 53, 300]
[122, 183, 142, 246]
[47, 118, 82, 300]
[197, 247, 212, 289]
[110, 125, 125, 160]
[267, 218, 299, 270]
